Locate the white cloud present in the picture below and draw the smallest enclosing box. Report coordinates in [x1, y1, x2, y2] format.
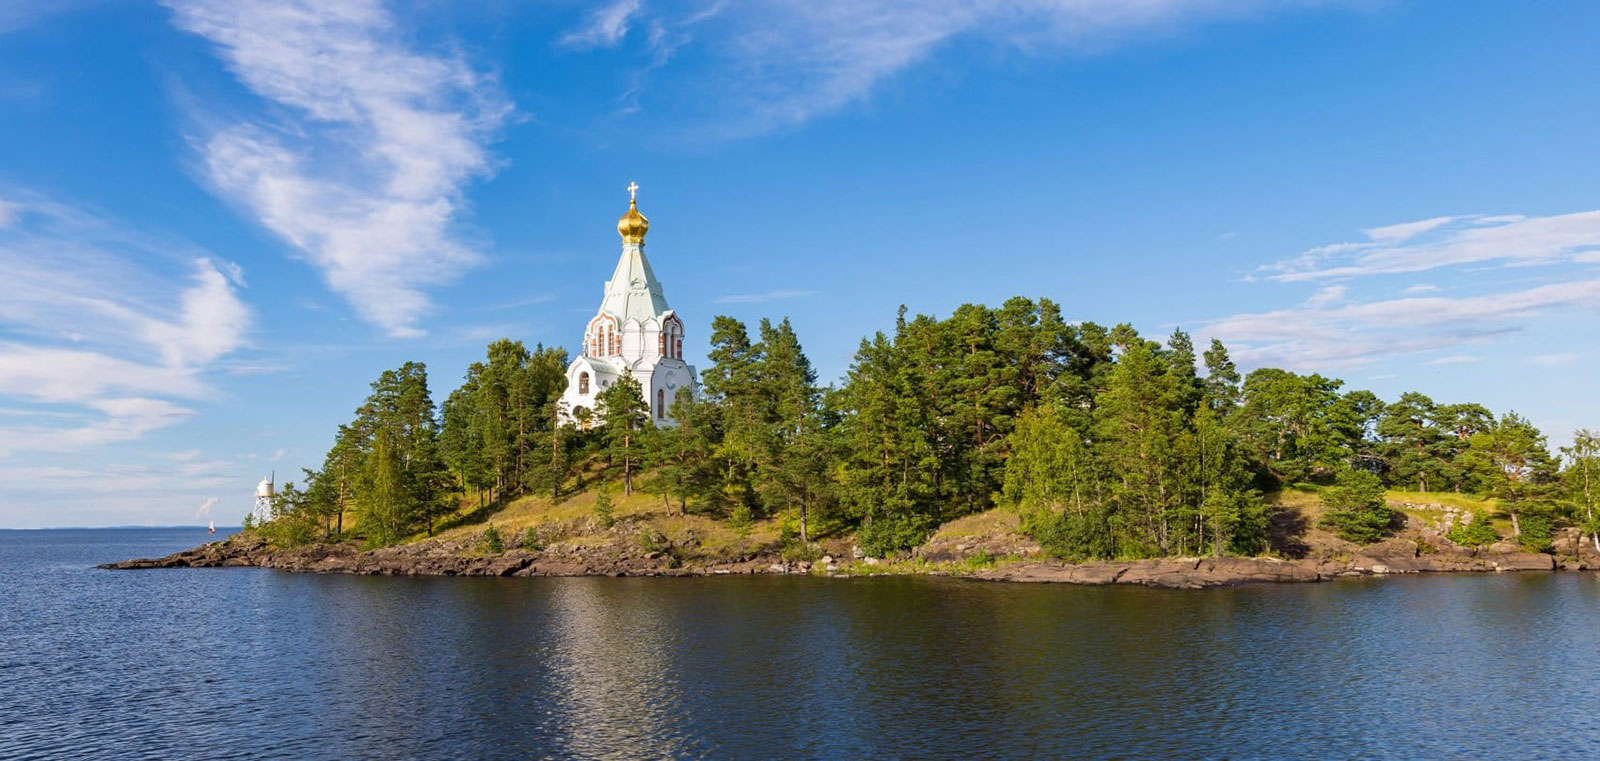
[1261, 210, 1600, 282]
[714, 289, 819, 304]
[165, 0, 512, 337]
[194, 496, 219, 520]
[1202, 278, 1600, 370]
[1424, 355, 1479, 366]
[1364, 216, 1454, 244]
[0, 398, 197, 457]
[572, 0, 1353, 135]
[0, 193, 250, 456]
[1403, 284, 1438, 294]
[1303, 284, 1345, 308]
[561, 0, 643, 49]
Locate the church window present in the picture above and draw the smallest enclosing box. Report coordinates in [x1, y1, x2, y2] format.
[578, 372, 589, 394]
[658, 333, 665, 356]
[657, 389, 665, 418]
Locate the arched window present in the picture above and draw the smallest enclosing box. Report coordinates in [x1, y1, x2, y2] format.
[578, 372, 589, 394]
[658, 333, 666, 356]
[657, 389, 666, 418]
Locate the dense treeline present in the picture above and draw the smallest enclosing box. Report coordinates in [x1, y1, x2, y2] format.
[261, 297, 1600, 559]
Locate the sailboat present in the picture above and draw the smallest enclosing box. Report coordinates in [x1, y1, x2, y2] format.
[208, 520, 216, 534]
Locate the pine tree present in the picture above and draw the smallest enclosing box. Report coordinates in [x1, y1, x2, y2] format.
[596, 370, 650, 496]
[1465, 412, 1556, 539]
[650, 389, 721, 514]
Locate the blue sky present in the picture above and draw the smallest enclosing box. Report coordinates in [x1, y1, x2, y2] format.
[1, 0, 1597, 527]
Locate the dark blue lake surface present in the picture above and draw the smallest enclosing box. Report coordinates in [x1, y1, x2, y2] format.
[3, 528, 1599, 760]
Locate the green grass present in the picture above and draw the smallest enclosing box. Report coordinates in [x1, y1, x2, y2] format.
[1384, 490, 1498, 512]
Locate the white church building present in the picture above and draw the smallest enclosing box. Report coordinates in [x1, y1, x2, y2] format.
[558, 184, 697, 427]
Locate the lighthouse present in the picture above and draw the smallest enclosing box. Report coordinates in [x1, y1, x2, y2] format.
[251, 472, 275, 525]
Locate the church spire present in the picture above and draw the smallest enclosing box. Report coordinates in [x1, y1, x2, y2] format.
[599, 181, 670, 325]
[617, 181, 649, 244]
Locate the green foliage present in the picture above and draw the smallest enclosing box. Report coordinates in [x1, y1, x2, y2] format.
[296, 294, 1571, 568]
[258, 512, 318, 549]
[479, 524, 504, 554]
[1516, 511, 1554, 553]
[1319, 469, 1399, 544]
[1023, 508, 1116, 562]
[519, 526, 542, 551]
[780, 540, 822, 563]
[439, 340, 569, 502]
[635, 528, 670, 554]
[593, 489, 615, 528]
[856, 513, 936, 558]
[961, 549, 996, 571]
[1466, 412, 1558, 540]
[1447, 516, 1500, 547]
[1561, 429, 1599, 529]
[596, 370, 650, 496]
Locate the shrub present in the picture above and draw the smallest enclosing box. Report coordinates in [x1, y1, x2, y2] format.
[780, 540, 822, 563]
[258, 512, 319, 549]
[1518, 512, 1554, 554]
[856, 513, 935, 558]
[1447, 516, 1499, 547]
[635, 528, 669, 554]
[519, 526, 542, 551]
[1319, 469, 1399, 544]
[479, 524, 504, 554]
[593, 490, 615, 528]
[961, 549, 997, 571]
[1021, 509, 1115, 562]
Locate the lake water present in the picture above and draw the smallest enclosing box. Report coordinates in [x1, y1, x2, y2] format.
[2, 528, 1599, 760]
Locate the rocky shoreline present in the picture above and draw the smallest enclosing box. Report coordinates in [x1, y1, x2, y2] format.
[100, 532, 1596, 589]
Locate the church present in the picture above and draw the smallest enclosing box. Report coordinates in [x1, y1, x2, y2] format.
[557, 184, 697, 427]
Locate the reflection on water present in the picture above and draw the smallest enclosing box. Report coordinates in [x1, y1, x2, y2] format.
[3, 529, 1600, 760]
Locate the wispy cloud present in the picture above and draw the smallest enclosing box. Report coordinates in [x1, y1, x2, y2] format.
[1203, 278, 1600, 370]
[1259, 210, 1600, 282]
[164, 0, 512, 337]
[0, 192, 251, 456]
[1531, 353, 1579, 367]
[194, 496, 219, 520]
[1425, 355, 1479, 366]
[714, 289, 818, 304]
[561, 0, 643, 50]
[567, 0, 1354, 135]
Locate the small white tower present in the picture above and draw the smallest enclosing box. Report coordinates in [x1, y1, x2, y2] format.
[252, 472, 275, 525]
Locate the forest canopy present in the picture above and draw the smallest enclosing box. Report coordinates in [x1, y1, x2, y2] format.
[262, 297, 1600, 560]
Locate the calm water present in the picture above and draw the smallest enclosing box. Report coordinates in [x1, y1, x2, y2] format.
[2, 529, 1598, 760]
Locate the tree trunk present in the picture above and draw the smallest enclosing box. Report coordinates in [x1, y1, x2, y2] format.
[800, 499, 809, 544]
[1510, 508, 1522, 539]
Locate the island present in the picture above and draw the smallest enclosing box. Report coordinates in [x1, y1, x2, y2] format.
[107, 193, 1600, 588]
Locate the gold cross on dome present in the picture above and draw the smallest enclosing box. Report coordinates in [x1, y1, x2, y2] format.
[627, 181, 639, 201]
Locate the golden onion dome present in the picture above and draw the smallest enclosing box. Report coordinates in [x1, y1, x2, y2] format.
[617, 197, 649, 244]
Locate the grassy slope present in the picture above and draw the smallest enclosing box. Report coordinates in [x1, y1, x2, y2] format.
[364, 476, 1508, 564]
[426, 484, 785, 560]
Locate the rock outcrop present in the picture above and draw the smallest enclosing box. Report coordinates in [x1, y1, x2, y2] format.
[103, 511, 1600, 588]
